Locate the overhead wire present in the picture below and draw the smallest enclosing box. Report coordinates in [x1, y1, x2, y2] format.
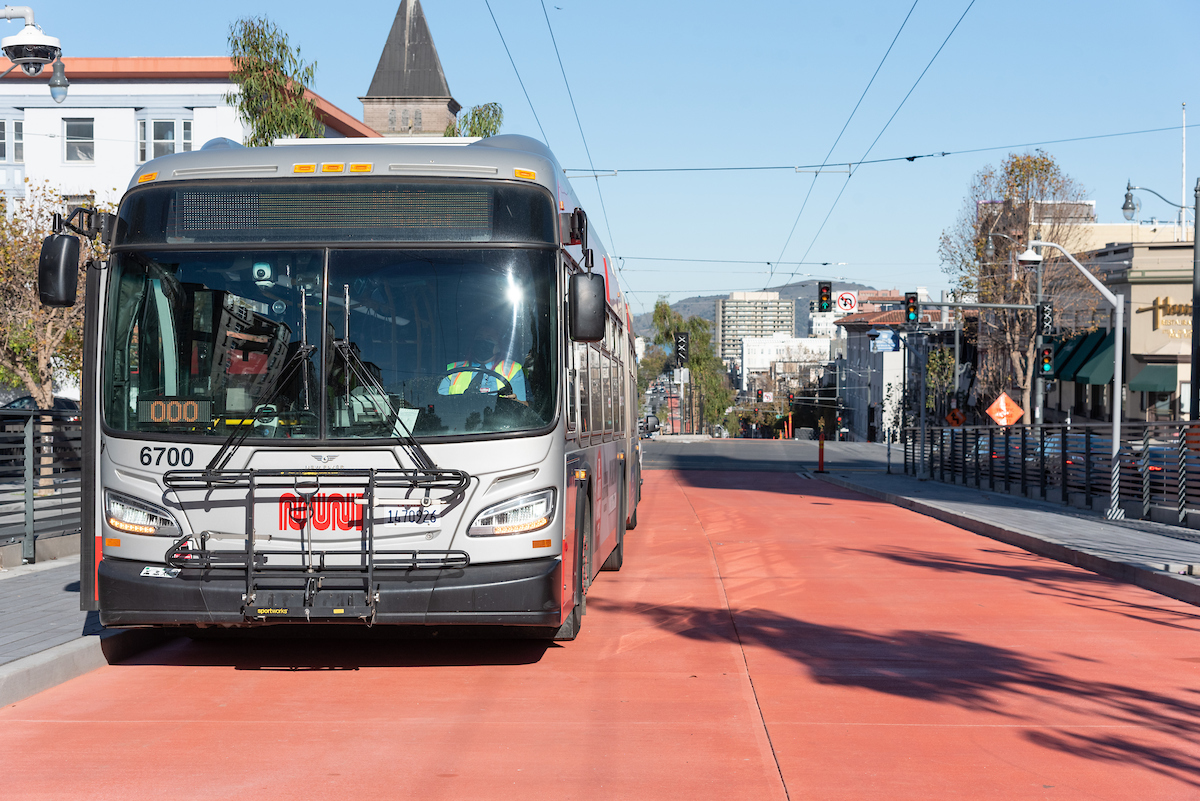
[538, 0, 643, 313]
[777, 0, 977, 287]
[483, 0, 550, 147]
[771, 0, 920, 282]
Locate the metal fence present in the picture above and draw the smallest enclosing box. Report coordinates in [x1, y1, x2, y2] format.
[902, 420, 1200, 526]
[0, 409, 82, 563]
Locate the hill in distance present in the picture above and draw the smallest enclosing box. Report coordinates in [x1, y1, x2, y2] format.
[631, 279, 876, 340]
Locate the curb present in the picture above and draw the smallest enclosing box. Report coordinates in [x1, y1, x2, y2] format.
[818, 473, 1200, 608]
[0, 628, 173, 707]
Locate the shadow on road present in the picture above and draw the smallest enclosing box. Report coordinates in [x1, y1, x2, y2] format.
[589, 596, 1200, 788]
[120, 628, 554, 670]
[837, 544, 1200, 634]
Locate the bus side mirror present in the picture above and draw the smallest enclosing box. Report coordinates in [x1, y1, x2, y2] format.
[569, 271, 605, 342]
[38, 234, 80, 307]
[646, 415, 660, 432]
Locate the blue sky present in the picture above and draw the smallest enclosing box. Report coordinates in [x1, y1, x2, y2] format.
[30, 0, 1200, 314]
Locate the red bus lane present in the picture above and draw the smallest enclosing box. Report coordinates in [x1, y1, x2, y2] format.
[4, 469, 1200, 799]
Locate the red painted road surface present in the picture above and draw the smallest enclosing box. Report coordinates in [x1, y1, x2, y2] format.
[4, 470, 1200, 799]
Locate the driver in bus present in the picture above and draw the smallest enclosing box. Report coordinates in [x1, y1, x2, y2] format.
[439, 317, 527, 402]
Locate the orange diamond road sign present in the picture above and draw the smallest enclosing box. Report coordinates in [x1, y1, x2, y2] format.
[986, 392, 1023, 426]
[945, 409, 965, 427]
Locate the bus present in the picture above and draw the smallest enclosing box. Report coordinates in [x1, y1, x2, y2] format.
[38, 134, 642, 640]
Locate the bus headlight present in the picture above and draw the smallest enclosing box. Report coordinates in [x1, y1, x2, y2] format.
[105, 490, 181, 536]
[468, 489, 555, 537]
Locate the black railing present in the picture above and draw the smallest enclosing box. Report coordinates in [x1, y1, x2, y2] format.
[0, 409, 82, 563]
[902, 421, 1200, 525]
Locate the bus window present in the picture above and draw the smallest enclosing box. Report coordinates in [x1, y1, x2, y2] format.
[617, 357, 625, 433]
[589, 346, 602, 435]
[602, 353, 613, 431]
[577, 342, 590, 433]
[566, 336, 577, 432]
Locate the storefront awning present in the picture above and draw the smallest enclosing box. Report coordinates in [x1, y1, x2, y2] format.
[1050, 336, 1083, 376]
[1128, 364, 1178, 393]
[1074, 331, 1116, 385]
[1057, 330, 1106, 382]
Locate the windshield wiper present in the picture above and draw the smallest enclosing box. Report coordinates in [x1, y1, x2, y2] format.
[334, 284, 437, 471]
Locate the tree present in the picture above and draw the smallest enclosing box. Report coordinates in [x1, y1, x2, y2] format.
[648, 297, 735, 428]
[938, 151, 1096, 422]
[444, 103, 504, 138]
[225, 16, 323, 147]
[0, 181, 104, 407]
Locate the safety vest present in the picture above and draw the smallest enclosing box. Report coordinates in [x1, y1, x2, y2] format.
[443, 359, 523, 395]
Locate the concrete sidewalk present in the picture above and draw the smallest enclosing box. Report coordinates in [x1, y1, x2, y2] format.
[816, 465, 1200, 606]
[0, 555, 167, 706]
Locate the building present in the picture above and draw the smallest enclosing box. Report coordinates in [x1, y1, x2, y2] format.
[360, 0, 461, 137]
[739, 333, 830, 392]
[834, 308, 947, 442]
[714, 291, 795, 367]
[1047, 240, 1195, 423]
[0, 57, 376, 205]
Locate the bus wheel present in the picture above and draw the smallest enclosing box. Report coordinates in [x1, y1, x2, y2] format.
[553, 496, 589, 641]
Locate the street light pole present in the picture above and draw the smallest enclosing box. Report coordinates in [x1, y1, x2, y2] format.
[1191, 178, 1200, 421]
[1122, 179, 1199, 420]
[1028, 241, 1125, 520]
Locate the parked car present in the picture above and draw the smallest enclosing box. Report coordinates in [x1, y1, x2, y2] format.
[1, 395, 81, 420]
[0, 396, 82, 476]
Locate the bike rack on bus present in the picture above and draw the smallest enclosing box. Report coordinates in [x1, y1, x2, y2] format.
[162, 466, 471, 622]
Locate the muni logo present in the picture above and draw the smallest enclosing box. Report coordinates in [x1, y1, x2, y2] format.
[278, 493, 363, 532]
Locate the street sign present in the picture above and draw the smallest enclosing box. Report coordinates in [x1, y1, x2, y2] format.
[836, 291, 858, 314]
[870, 329, 900, 352]
[986, 392, 1023, 426]
[763, 391, 774, 403]
[945, 409, 965, 427]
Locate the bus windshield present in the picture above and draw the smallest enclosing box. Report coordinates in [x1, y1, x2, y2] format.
[102, 248, 557, 440]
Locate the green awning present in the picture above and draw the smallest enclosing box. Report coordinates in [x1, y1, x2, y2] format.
[1075, 331, 1116, 385]
[1057, 330, 1105, 382]
[1050, 336, 1083, 378]
[1128, 364, 1178, 392]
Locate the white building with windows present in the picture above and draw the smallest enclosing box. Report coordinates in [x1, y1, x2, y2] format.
[0, 57, 376, 205]
[739, 332, 831, 392]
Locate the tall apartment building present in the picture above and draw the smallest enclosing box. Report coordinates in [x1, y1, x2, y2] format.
[714, 291, 795, 366]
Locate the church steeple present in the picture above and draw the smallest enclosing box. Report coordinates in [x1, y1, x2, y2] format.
[360, 0, 461, 136]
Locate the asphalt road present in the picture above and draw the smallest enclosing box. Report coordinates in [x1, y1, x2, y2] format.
[3, 453, 1198, 799]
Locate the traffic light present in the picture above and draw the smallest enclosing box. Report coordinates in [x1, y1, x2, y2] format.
[787, 392, 795, 403]
[674, 331, 689, 363]
[756, 388, 763, 402]
[904, 292, 919, 324]
[1038, 345, 1054, 375]
[817, 282, 832, 313]
[1037, 302, 1054, 336]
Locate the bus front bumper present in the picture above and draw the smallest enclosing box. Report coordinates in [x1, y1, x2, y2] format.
[97, 556, 563, 627]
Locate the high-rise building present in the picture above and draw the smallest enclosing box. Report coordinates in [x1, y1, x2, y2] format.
[714, 291, 795, 366]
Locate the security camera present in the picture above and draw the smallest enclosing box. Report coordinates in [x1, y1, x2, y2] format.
[252, 262, 273, 287]
[1, 23, 61, 76]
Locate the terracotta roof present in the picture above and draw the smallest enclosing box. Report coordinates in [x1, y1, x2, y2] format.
[0, 57, 379, 138]
[836, 310, 937, 327]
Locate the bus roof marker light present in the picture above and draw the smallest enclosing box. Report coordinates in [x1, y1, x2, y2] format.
[514, 168, 536, 180]
[293, 164, 317, 174]
[321, 163, 344, 173]
[349, 163, 372, 173]
[137, 172, 157, 184]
